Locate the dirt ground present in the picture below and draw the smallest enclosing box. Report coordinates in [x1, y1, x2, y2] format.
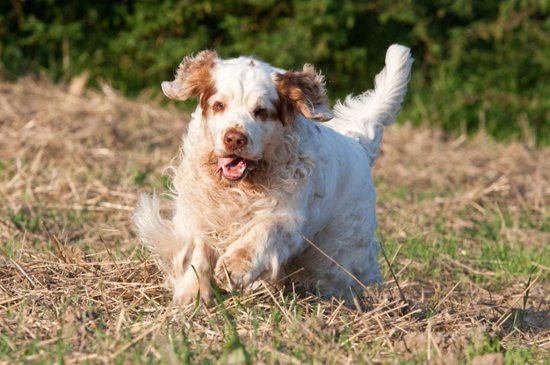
[0, 77, 548, 364]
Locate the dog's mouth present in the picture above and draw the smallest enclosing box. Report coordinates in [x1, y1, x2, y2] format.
[216, 155, 259, 181]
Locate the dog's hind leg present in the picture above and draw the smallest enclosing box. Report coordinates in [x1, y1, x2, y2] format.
[287, 208, 382, 303]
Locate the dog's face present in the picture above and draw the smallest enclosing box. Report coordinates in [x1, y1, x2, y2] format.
[162, 50, 333, 182]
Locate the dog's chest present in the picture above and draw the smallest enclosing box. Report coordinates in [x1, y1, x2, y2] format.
[188, 184, 283, 246]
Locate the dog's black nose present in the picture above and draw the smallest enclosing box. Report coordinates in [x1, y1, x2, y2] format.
[223, 129, 248, 150]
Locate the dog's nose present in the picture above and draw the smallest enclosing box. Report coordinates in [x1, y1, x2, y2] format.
[223, 130, 248, 150]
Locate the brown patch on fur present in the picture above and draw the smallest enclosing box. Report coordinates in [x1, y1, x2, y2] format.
[215, 248, 253, 288]
[274, 64, 332, 123]
[200, 83, 217, 118]
[230, 248, 252, 266]
[174, 50, 217, 97]
[162, 50, 218, 109]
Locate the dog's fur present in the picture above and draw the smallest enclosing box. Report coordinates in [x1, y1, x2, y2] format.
[134, 45, 413, 305]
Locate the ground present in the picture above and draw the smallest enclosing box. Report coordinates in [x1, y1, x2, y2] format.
[0, 77, 548, 364]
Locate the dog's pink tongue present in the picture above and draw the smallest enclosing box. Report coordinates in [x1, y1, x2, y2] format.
[217, 156, 237, 169]
[217, 156, 247, 180]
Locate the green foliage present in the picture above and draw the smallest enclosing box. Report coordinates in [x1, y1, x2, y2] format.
[1, 1, 548, 145]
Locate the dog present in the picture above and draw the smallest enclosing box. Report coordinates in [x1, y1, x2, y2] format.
[134, 45, 413, 305]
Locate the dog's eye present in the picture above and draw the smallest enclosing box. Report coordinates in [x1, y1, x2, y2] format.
[253, 107, 269, 121]
[212, 101, 225, 113]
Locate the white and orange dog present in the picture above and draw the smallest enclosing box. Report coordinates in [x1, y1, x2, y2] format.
[134, 45, 413, 305]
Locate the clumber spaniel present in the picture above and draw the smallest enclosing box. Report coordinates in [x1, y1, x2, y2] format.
[134, 45, 413, 305]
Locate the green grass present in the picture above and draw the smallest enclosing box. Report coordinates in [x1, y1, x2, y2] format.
[2, 212, 547, 363]
[379, 182, 549, 287]
[1, 79, 548, 364]
[6, 193, 543, 363]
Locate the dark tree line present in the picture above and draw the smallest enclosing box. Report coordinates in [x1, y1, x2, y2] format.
[1, 0, 548, 145]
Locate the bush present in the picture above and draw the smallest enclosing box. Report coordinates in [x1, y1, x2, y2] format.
[1, 0, 548, 145]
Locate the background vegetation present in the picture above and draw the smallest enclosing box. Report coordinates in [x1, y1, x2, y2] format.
[1, 0, 549, 145]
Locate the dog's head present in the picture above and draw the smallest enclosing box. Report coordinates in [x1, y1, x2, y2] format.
[162, 50, 333, 182]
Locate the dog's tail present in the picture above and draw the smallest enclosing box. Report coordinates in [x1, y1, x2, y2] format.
[330, 44, 413, 163]
[133, 193, 190, 278]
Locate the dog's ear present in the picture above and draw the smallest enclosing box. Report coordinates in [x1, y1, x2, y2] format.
[274, 64, 333, 123]
[161, 50, 217, 101]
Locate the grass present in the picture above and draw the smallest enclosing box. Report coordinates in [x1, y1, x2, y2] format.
[0, 77, 548, 364]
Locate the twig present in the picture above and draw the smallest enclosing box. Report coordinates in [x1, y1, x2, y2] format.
[441, 254, 495, 277]
[495, 275, 539, 327]
[374, 314, 394, 352]
[435, 280, 461, 309]
[379, 239, 407, 305]
[10, 259, 38, 289]
[300, 234, 369, 292]
[260, 281, 323, 346]
[42, 223, 68, 263]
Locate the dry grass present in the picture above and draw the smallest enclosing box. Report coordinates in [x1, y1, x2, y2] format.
[0, 77, 548, 364]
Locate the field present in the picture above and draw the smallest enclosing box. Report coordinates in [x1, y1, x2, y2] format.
[0, 77, 548, 364]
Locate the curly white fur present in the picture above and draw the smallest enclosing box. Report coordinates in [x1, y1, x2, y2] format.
[134, 45, 413, 305]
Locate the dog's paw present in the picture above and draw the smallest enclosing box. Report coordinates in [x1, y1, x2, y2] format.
[172, 276, 214, 306]
[214, 248, 254, 289]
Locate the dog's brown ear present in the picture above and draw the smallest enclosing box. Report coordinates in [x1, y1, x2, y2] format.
[274, 64, 333, 123]
[161, 50, 217, 101]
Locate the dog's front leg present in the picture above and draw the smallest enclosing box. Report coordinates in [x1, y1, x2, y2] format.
[171, 238, 215, 305]
[214, 226, 303, 289]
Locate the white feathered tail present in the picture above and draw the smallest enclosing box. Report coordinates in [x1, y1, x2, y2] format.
[329, 44, 413, 163]
[133, 193, 173, 254]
